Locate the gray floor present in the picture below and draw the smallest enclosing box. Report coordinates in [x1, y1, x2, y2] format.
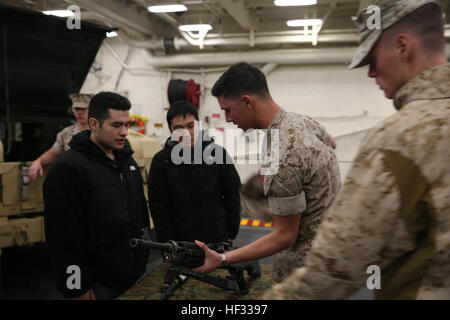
[0, 225, 372, 300]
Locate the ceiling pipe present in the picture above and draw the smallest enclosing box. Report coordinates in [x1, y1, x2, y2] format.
[181, 32, 359, 47]
[118, 32, 360, 50]
[117, 30, 166, 50]
[128, 25, 450, 51]
[143, 43, 450, 68]
[143, 46, 356, 68]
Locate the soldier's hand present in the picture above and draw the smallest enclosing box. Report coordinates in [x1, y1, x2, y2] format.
[191, 240, 222, 274]
[28, 160, 44, 182]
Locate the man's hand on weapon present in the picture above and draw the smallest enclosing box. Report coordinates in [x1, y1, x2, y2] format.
[191, 240, 223, 274]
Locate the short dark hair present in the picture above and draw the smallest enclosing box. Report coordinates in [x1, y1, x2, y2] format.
[211, 62, 270, 99]
[167, 101, 199, 128]
[382, 3, 445, 57]
[88, 92, 131, 126]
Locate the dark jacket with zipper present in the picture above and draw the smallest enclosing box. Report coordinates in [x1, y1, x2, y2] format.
[43, 130, 150, 299]
[148, 132, 241, 244]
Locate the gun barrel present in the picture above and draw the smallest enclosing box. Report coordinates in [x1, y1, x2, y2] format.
[129, 238, 173, 252]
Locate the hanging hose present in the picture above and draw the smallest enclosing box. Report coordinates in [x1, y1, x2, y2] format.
[167, 79, 201, 110]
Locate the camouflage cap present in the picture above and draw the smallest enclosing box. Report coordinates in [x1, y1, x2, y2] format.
[69, 93, 93, 109]
[349, 0, 441, 69]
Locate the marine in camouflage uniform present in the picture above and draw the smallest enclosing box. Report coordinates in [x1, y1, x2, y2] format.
[193, 62, 340, 282]
[28, 93, 93, 182]
[263, 0, 450, 300]
[262, 109, 341, 282]
[53, 93, 92, 152]
[53, 122, 83, 153]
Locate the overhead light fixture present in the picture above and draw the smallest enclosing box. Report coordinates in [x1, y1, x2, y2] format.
[287, 19, 323, 27]
[106, 31, 118, 38]
[274, 0, 317, 6]
[147, 4, 188, 13]
[42, 10, 75, 17]
[179, 24, 213, 50]
[287, 19, 323, 46]
[179, 24, 212, 32]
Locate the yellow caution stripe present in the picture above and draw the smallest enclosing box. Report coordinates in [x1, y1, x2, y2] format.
[240, 218, 273, 228]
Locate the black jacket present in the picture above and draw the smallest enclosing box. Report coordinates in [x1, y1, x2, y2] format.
[43, 130, 150, 299]
[148, 132, 241, 244]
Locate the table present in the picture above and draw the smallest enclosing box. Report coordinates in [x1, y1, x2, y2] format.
[119, 263, 274, 300]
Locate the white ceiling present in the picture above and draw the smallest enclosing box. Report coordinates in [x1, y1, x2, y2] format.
[1, 0, 449, 53]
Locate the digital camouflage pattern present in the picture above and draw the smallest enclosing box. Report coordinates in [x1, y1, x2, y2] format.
[349, 0, 440, 69]
[240, 174, 271, 222]
[69, 93, 92, 109]
[52, 93, 92, 154]
[263, 63, 450, 300]
[52, 123, 83, 153]
[262, 108, 341, 283]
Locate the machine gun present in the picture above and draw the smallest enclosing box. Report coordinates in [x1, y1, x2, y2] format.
[130, 238, 261, 300]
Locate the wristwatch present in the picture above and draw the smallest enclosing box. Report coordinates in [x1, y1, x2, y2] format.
[221, 253, 227, 266]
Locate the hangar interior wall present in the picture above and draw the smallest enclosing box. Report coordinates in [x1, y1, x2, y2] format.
[81, 38, 398, 183]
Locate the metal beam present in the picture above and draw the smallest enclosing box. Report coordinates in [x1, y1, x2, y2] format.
[220, 0, 257, 31]
[65, 0, 170, 37]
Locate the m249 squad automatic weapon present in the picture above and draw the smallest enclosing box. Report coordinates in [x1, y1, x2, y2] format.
[129, 238, 261, 300]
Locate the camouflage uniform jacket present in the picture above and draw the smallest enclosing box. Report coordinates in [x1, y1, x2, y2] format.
[262, 108, 341, 283]
[52, 123, 82, 154]
[264, 63, 450, 300]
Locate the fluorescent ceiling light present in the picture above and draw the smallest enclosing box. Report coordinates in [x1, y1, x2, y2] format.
[287, 19, 323, 27]
[147, 4, 188, 13]
[179, 24, 212, 32]
[274, 0, 317, 6]
[106, 31, 118, 38]
[42, 10, 75, 17]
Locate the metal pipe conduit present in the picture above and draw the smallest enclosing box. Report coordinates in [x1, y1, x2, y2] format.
[144, 44, 450, 68]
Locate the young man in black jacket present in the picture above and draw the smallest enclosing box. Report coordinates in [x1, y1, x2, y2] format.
[43, 92, 150, 300]
[148, 101, 241, 245]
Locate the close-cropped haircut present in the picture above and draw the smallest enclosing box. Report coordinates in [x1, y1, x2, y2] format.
[88, 92, 131, 126]
[211, 62, 270, 99]
[381, 3, 445, 57]
[166, 101, 199, 128]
